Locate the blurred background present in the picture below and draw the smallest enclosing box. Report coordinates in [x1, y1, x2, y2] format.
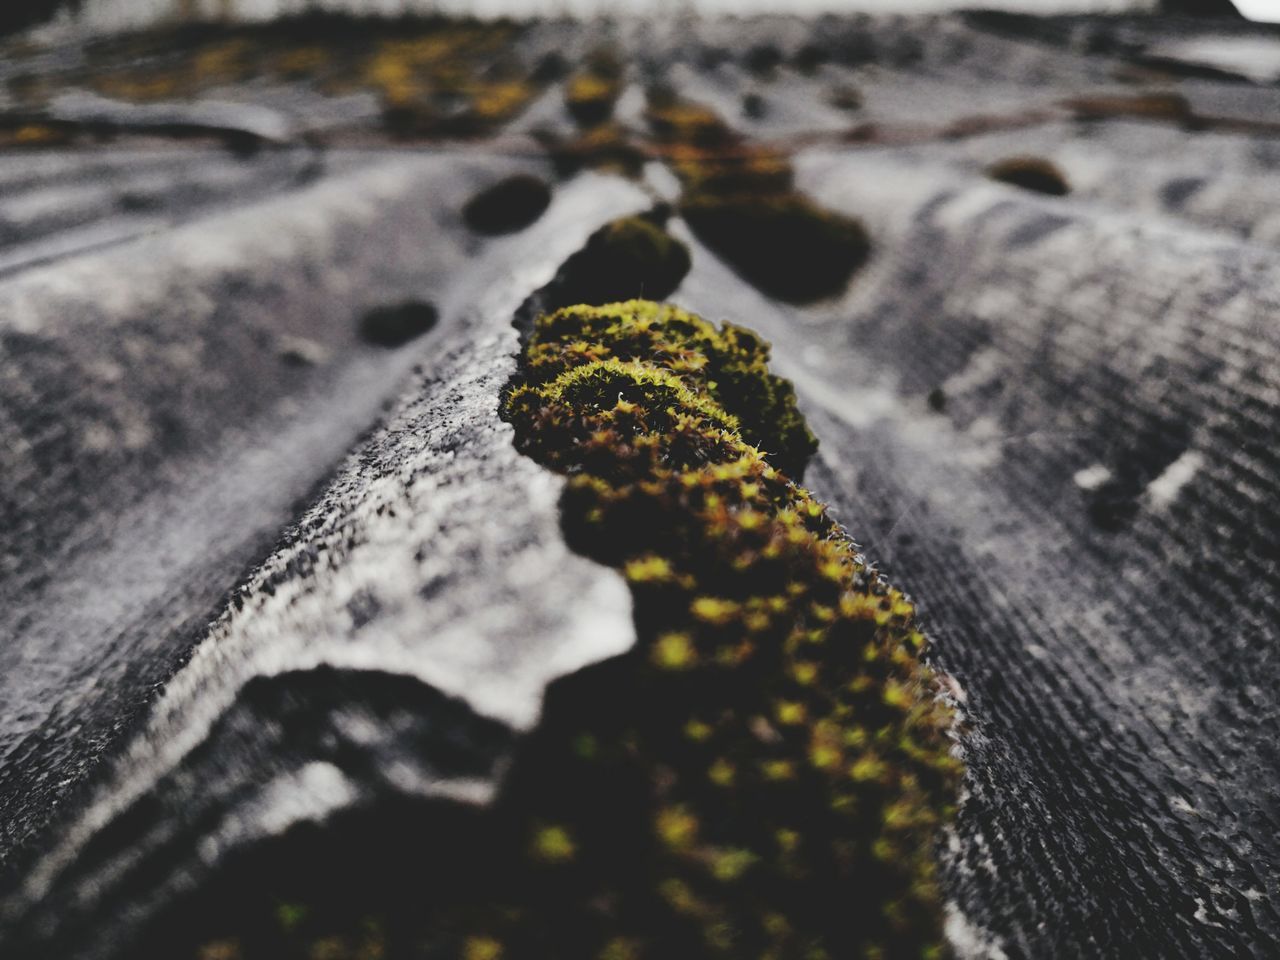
[5, 0, 1259, 36]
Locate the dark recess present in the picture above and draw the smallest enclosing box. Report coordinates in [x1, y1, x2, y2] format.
[462, 174, 553, 236]
[358, 301, 439, 348]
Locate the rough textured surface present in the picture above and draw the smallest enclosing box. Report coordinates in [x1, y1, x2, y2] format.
[0, 171, 647, 959]
[1, 9, 1279, 960]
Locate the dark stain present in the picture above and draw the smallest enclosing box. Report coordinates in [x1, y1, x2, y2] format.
[986, 156, 1071, 197]
[743, 42, 783, 77]
[1160, 176, 1206, 208]
[462, 174, 553, 236]
[681, 192, 870, 305]
[358, 301, 439, 348]
[1085, 416, 1193, 532]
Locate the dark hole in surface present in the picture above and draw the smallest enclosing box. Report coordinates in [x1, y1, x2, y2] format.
[358, 301, 438, 348]
[986, 156, 1071, 197]
[462, 174, 553, 236]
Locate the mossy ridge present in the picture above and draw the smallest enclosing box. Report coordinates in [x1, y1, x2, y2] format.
[483, 300, 961, 959]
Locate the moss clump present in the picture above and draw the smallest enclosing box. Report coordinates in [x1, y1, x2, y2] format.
[681, 192, 871, 305]
[462, 174, 553, 235]
[985, 156, 1071, 197]
[485, 299, 960, 958]
[545, 216, 692, 312]
[520, 301, 814, 477]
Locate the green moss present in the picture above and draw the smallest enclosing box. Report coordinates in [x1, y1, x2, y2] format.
[519, 301, 815, 477]
[985, 155, 1071, 197]
[544, 217, 692, 311]
[482, 299, 960, 958]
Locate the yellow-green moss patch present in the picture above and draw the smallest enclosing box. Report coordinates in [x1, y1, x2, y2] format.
[483, 299, 960, 958]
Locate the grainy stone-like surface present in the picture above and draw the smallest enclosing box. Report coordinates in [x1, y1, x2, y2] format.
[1, 10, 1279, 960]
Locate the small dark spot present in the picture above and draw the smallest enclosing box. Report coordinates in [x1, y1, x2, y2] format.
[741, 92, 767, 121]
[359, 301, 438, 348]
[828, 84, 863, 112]
[462, 174, 553, 236]
[1086, 478, 1141, 532]
[927, 387, 947, 412]
[986, 156, 1071, 197]
[530, 52, 569, 84]
[346, 589, 382, 629]
[222, 130, 264, 160]
[1160, 176, 1206, 208]
[117, 191, 160, 213]
[698, 45, 733, 71]
[744, 43, 783, 77]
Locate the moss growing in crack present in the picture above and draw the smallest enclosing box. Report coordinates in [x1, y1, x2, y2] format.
[985, 155, 1070, 197]
[518, 301, 814, 477]
[544, 216, 692, 312]
[485, 299, 960, 959]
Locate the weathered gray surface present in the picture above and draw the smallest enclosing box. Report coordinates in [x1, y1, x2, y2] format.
[1, 10, 1279, 960]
